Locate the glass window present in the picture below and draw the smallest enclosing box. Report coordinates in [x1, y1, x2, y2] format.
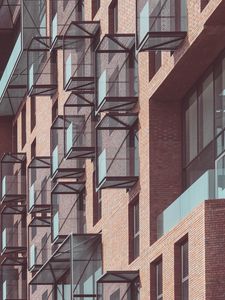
[21, 105, 26, 148]
[156, 260, 163, 300]
[30, 96, 36, 132]
[185, 92, 198, 164]
[129, 198, 140, 262]
[181, 240, 189, 300]
[199, 72, 214, 151]
[215, 58, 225, 135]
[109, 0, 118, 34]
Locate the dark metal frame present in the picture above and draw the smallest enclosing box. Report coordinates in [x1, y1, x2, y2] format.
[136, 0, 187, 51]
[63, 92, 97, 159]
[51, 181, 85, 244]
[0, 153, 26, 206]
[95, 34, 138, 113]
[97, 270, 140, 300]
[27, 37, 57, 97]
[1, 204, 26, 255]
[50, 115, 85, 180]
[63, 21, 100, 92]
[96, 113, 139, 190]
[50, 0, 84, 50]
[29, 233, 102, 300]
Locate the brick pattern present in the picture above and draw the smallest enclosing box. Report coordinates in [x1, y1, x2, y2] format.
[0, 0, 225, 299]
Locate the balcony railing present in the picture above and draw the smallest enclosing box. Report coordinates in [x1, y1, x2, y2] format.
[96, 34, 138, 113]
[157, 170, 216, 238]
[63, 21, 99, 92]
[136, 0, 187, 51]
[1, 264, 27, 300]
[64, 93, 96, 159]
[50, 0, 84, 49]
[51, 116, 85, 179]
[27, 37, 57, 96]
[30, 234, 102, 299]
[1, 153, 26, 205]
[97, 271, 140, 300]
[1, 211, 26, 255]
[28, 157, 51, 213]
[51, 182, 86, 244]
[96, 113, 139, 189]
[0, 0, 47, 115]
[0, 0, 20, 30]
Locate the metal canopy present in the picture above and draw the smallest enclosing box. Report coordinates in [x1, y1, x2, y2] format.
[29, 215, 51, 227]
[96, 113, 138, 130]
[30, 233, 102, 285]
[98, 271, 139, 283]
[1, 152, 26, 163]
[65, 92, 94, 107]
[97, 270, 139, 300]
[51, 181, 85, 194]
[28, 156, 51, 169]
[64, 21, 99, 40]
[96, 34, 135, 53]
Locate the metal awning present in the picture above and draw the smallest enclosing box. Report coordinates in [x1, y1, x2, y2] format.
[30, 233, 102, 285]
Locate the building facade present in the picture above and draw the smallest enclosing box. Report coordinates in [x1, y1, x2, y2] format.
[0, 0, 225, 299]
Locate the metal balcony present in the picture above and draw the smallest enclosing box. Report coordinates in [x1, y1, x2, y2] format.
[0, 0, 20, 30]
[1, 262, 27, 300]
[27, 37, 57, 97]
[28, 225, 51, 273]
[28, 157, 51, 214]
[136, 0, 187, 51]
[97, 271, 140, 300]
[96, 34, 138, 113]
[30, 234, 102, 300]
[51, 181, 86, 244]
[50, 0, 84, 50]
[1, 153, 26, 205]
[0, 0, 47, 115]
[63, 21, 99, 92]
[1, 205, 26, 255]
[96, 113, 139, 189]
[51, 116, 85, 180]
[64, 92, 96, 159]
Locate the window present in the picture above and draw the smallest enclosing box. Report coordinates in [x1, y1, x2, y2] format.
[129, 197, 140, 262]
[31, 226, 37, 239]
[93, 170, 102, 225]
[151, 257, 163, 300]
[31, 138, 36, 159]
[108, 0, 118, 34]
[156, 260, 163, 300]
[52, 99, 58, 122]
[92, 0, 100, 19]
[21, 105, 26, 148]
[149, 51, 162, 81]
[30, 96, 36, 132]
[175, 238, 188, 300]
[12, 122, 17, 152]
[181, 241, 189, 300]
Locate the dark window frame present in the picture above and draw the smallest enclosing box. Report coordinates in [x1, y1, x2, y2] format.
[30, 96, 36, 132]
[129, 196, 140, 263]
[21, 104, 26, 148]
[108, 0, 118, 34]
